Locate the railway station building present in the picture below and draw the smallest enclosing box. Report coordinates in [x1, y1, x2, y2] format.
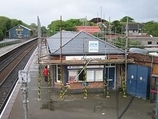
[42, 30, 134, 92]
[40, 30, 158, 100]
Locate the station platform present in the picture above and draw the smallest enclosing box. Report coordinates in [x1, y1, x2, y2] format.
[0, 38, 36, 57]
[0, 42, 156, 119]
[0, 43, 23, 57]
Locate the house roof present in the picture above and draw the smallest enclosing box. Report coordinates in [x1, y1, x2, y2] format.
[76, 26, 101, 34]
[47, 30, 124, 56]
[47, 30, 78, 53]
[122, 23, 144, 31]
[9, 24, 31, 31]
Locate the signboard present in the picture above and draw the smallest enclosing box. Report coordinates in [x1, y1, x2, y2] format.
[18, 70, 30, 83]
[89, 41, 98, 52]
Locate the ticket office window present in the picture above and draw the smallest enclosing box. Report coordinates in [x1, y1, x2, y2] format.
[68, 68, 103, 82]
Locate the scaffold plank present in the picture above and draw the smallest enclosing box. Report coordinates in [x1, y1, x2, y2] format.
[40, 59, 134, 65]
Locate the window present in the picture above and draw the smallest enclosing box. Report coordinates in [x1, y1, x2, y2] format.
[87, 70, 94, 82]
[95, 70, 103, 81]
[157, 42, 158, 45]
[87, 69, 103, 82]
[68, 70, 77, 81]
[148, 41, 152, 45]
[56, 65, 61, 82]
[68, 65, 104, 82]
[17, 31, 22, 35]
[78, 69, 85, 81]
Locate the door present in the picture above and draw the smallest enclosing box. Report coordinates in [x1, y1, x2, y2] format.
[127, 64, 137, 96]
[136, 65, 149, 98]
[127, 64, 150, 99]
[105, 67, 115, 89]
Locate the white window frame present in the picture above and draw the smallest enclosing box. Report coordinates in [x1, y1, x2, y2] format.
[68, 65, 104, 82]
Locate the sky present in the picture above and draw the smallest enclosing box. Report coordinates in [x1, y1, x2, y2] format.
[0, 0, 158, 27]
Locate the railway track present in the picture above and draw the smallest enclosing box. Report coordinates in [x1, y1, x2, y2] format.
[0, 39, 37, 114]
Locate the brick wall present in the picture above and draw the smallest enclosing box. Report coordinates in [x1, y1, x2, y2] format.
[51, 56, 66, 60]
[128, 53, 158, 74]
[108, 54, 125, 59]
[54, 82, 104, 90]
[153, 65, 158, 75]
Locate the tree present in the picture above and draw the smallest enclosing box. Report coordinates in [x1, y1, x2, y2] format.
[0, 16, 11, 40]
[111, 20, 122, 34]
[66, 19, 83, 26]
[10, 19, 20, 28]
[113, 37, 143, 49]
[48, 19, 84, 36]
[29, 23, 37, 37]
[41, 26, 47, 37]
[93, 32, 104, 40]
[47, 20, 62, 36]
[0, 29, 3, 40]
[142, 21, 158, 37]
[120, 16, 134, 22]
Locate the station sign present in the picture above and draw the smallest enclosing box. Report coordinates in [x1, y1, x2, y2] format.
[18, 70, 30, 83]
[89, 41, 98, 52]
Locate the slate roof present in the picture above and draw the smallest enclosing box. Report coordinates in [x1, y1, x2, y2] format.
[47, 30, 124, 56]
[122, 23, 144, 31]
[47, 31, 77, 54]
[9, 24, 31, 31]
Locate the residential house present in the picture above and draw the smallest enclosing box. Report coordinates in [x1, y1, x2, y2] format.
[121, 22, 144, 36]
[128, 37, 158, 47]
[76, 26, 101, 35]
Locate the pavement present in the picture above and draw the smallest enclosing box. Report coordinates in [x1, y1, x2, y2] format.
[0, 42, 156, 119]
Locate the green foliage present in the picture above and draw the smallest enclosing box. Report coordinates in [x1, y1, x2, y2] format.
[88, 22, 96, 26]
[93, 32, 105, 40]
[41, 26, 47, 36]
[111, 20, 122, 34]
[142, 21, 158, 37]
[0, 16, 11, 40]
[47, 19, 83, 36]
[113, 37, 126, 49]
[113, 37, 144, 49]
[66, 19, 83, 26]
[128, 40, 144, 48]
[120, 16, 134, 22]
[0, 29, 3, 40]
[10, 19, 20, 28]
[29, 23, 37, 37]
[47, 20, 61, 36]
[0, 16, 31, 40]
[98, 21, 109, 31]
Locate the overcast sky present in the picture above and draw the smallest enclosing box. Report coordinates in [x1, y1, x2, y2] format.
[0, 0, 158, 27]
